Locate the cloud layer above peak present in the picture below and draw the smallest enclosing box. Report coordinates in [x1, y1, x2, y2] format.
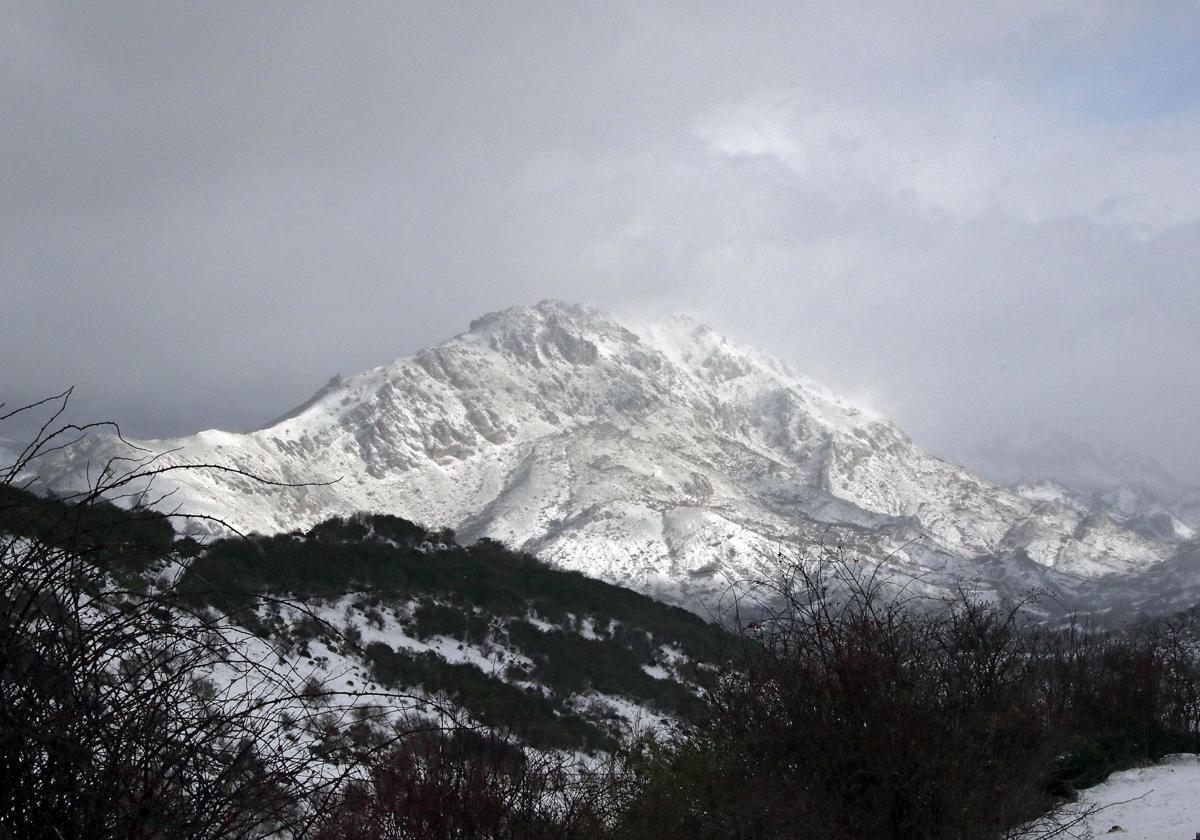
[2, 1, 1198, 480]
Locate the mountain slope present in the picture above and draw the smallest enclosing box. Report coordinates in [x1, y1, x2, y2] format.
[0, 480, 729, 755]
[177, 512, 731, 753]
[35, 300, 1185, 614]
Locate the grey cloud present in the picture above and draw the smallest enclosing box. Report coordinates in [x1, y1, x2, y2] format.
[2, 1, 1198, 482]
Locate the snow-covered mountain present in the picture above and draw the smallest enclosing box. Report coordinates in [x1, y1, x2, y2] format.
[32, 301, 1196, 617]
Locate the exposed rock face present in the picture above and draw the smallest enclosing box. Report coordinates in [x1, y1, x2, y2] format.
[35, 300, 1195, 617]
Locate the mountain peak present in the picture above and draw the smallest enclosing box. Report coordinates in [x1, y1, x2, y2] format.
[466, 299, 605, 335]
[34, 301, 1186, 617]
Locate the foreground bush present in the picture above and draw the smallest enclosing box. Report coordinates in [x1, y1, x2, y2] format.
[0, 395, 378, 838]
[313, 730, 626, 840]
[609, 554, 1200, 840]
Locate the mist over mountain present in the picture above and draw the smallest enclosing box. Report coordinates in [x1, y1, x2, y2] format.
[961, 425, 1199, 535]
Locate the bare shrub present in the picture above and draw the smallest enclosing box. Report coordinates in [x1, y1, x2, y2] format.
[0, 392, 426, 838]
[312, 727, 628, 840]
[614, 549, 1139, 840]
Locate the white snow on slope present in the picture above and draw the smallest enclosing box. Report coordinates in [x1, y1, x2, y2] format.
[1023, 755, 1200, 839]
[33, 300, 1180, 612]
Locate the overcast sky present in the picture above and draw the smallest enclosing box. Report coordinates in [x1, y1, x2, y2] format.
[2, 2, 1198, 482]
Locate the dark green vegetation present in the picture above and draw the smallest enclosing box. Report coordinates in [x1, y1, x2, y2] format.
[175, 514, 730, 752]
[178, 513, 722, 663]
[0, 482, 173, 576]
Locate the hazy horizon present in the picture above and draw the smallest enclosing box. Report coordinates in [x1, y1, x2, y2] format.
[3, 2, 1198, 483]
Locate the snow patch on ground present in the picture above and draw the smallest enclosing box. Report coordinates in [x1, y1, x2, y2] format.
[1023, 754, 1200, 839]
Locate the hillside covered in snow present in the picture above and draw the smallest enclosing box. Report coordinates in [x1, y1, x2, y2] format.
[32, 300, 1200, 618]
